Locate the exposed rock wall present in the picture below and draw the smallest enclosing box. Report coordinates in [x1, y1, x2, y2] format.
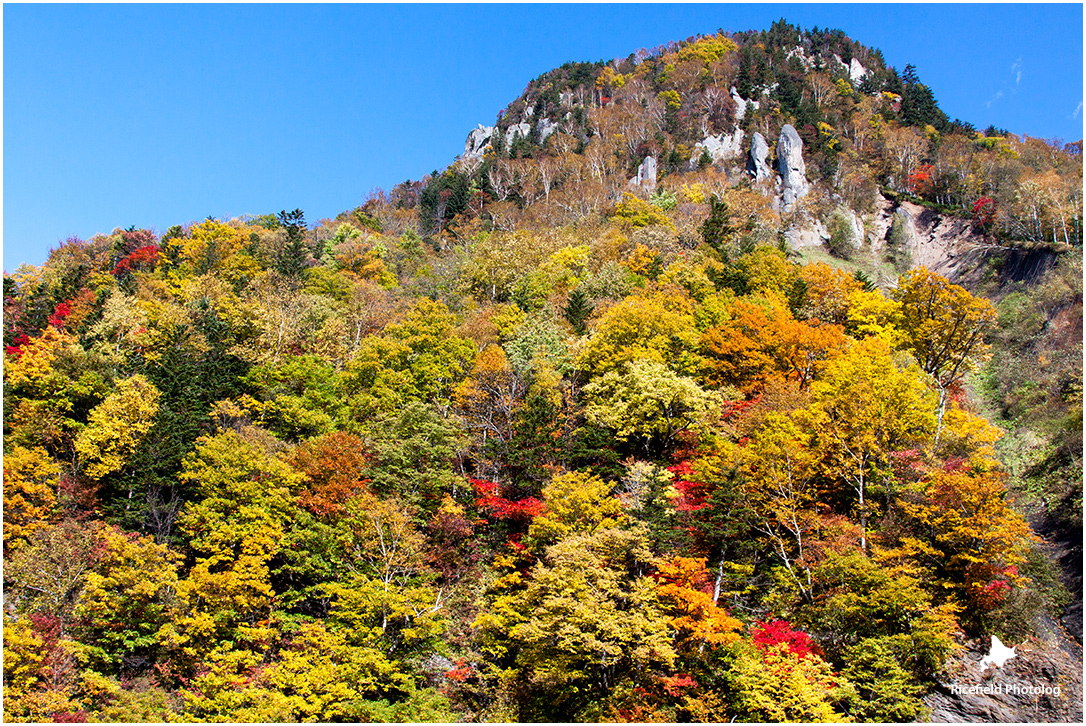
[731, 86, 749, 120]
[849, 57, 868, 83]
[536, 117, 559, 143]
[924, 618, 1082, 723]
[628, 156, 657, 191]
[464, 124, 495, 160]
[777, 124, 809, 212]
[504, 122, 531, 147]
[747, 132, 772, 182]
[693, 127, 744, 167]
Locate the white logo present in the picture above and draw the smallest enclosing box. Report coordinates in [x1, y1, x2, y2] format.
[980, 635, 1016, 669]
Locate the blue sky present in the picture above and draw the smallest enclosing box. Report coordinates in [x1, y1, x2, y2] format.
[4, 3, 1083, 269]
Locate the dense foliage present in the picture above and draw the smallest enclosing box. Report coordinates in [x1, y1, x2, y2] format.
[4, 19, 1080, 723]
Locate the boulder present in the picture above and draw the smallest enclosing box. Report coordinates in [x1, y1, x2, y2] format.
[627, 156, 657, 191]
[747, 132, 772, 182]
[777, 124, 809, 212]
[784, 218, 830, 249]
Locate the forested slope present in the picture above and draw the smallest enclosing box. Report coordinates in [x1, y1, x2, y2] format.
[4, 19, 1081, 723]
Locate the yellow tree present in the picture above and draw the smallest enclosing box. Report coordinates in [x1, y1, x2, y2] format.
[159, 431, 302, 673]
[179, 218, 245, 275]
[75, 374, 161, 480]
[579, 289, 701, 378]
[893, 267, 997, 440]
[508, 527, 676, 720]
[316, 490, 446, 710]
[453, 344, 526, 474]
[729, 641, 846, 723]
[739, 413, 820, 600]
[3, 446, 60, 551]
[802, 337, 936, 551]
[901, 468, 1034, 614]
[798, 262, 862, 325]
[527, 470, 625, 549]
[883, 125, 927, 192]
[3, 614, 82, 722]
[583, 359, 719, 455]
[72, 526, 181, 674]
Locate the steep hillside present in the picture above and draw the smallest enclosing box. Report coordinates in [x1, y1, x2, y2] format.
[3, 19, 1081, 724]
[442, 20, 1080, 284]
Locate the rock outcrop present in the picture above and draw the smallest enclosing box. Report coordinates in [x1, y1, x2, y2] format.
[747, 132, 772, 182]
[536, 117, 559, 143]
[463, 117, 561, 161]
[783, 218, 830, 250]
[464, 124, 495, 160]
[731, 86, 749, 120]
[504, 122, 531, 147]
[830, 54, 869, 84]
[692, 127, 744, 167]
[777, 124, 809, 212]
[627, 156, 657, 191]
[923, 618, 1082, 723]
[850, 57, 868, 83]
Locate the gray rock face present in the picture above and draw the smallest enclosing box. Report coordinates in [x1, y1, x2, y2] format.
[628, 156, 657, 191]
[693, 128, 744, 167]
[849, 58, 868, 84]
[730, 86, 749, 121]
[838, 207, 866, 252]
[464, 124, 495, 160]
[777, 124, 809, 212]
[536, 117, 559, 143]
[505, 122, 531, 147]
[923, 620, 1082, 723]
[747, 132, 772, 182]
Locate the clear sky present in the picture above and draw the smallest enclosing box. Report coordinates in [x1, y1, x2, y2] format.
[4, 3, 1083, 269]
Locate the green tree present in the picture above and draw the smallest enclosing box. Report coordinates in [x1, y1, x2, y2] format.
[346, 299, 475, 416]
[364, 400, 464, 513]
[275, 208, 309, 279]
[562, 286, 595, 335]
[242, 354, 346, 440]
[701, 195, 737, 258]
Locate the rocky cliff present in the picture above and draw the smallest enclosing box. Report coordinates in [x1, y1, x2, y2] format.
[924, 617, 1082, 723]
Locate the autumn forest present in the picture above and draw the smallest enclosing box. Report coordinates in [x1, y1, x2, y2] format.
[3, 20, 1082, 723]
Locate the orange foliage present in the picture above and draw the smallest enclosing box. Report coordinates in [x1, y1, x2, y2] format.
[289, 431, 370, 518]
[700, 297, 847, 393]
[653, 556, 741, 653]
